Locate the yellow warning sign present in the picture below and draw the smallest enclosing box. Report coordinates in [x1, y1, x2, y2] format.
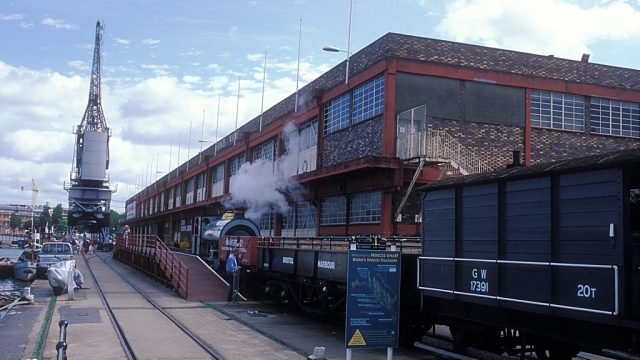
[348, 329, 367, 346]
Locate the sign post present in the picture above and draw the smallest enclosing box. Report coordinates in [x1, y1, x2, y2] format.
[345, 249, 401, 359]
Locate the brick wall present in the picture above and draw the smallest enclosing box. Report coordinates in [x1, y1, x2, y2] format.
[427, 118, 524, 170]
[531, 128, 640, 164]
[322, 117, 383, 167]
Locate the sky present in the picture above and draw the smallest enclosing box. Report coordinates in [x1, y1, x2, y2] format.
[1, 0, 639, 214]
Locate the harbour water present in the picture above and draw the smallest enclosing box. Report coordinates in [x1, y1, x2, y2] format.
[0, 248, 30, 303]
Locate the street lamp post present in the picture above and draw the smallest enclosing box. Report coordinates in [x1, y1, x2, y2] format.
[322, 0, 353, 85]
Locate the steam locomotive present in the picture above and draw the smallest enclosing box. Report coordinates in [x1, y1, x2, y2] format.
[214, 147, 640, 359]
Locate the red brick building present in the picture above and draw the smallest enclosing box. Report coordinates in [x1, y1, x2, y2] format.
[125, 33, 640, 257]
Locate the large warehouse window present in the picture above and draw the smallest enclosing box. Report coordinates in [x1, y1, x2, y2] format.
[195, 172, 206, 202]
[229, 154, 246, 176]
[590, 97, 640, 138]
[531, 90, 584, 131]
[185, 178, 195, 205]
[175, 184, 182, 208]
[282, 202, 317, 237]
[352, 75, 384, 124]
[324, 93, 350, 135]
[259, 211, 274, 236]
[320, 196, 347, 225]
[229, 153, 246, 190]
[168, 188, 174, 210]
[253, 140, 275, 162]
[210, 165, 224, 198]
[349, 191, 381, 223]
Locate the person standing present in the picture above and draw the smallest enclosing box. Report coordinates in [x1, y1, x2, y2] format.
[226, 248, 240, 302]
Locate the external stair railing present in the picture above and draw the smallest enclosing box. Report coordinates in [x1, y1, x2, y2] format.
[397, 129, 491, 175]
[114, 234, 189, 298]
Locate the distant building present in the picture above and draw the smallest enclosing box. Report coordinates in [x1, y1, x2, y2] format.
[0, 204, 68, 236]
[125, 33, 640, 257]
[0, 204, 33, 235]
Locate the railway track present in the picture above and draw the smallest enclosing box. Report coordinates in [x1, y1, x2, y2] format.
[82, 251, 616, 360]
[84, 252, 224, 360]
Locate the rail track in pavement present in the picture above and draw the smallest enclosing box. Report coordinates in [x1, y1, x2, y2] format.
[84, 252, 224, 360]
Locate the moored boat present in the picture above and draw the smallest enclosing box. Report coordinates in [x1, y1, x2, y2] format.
[12, 251, 37, 282]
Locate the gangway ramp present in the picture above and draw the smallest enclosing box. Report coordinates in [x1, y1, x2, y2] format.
[173, 253, 229, 301]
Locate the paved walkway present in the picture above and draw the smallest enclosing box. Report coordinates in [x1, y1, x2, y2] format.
[15, 251, 303, 360]
[5, 250, 436, 360]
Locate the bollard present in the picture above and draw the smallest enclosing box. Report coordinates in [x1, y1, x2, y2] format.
[67, 261, 76, 300]
[56, 341, 67, 360]
[57, 320, 68, 360]
[307, 346, 326, 360]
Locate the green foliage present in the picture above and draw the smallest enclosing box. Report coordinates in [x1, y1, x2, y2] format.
[39, 203, 52, 231]
[9, 212, 22, 231]
[51, 204, 64, 229]
[109, 210, 121, 230]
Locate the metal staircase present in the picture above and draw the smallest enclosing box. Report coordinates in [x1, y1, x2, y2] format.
[396, 128, 490, 175]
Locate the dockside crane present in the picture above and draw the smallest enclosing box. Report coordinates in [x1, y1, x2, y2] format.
[66, 20, 114, 241]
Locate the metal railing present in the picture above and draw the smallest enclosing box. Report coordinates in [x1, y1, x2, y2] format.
[115, 234, 189, 298]
[397, 129, 491, 174]
[257, 235, 422, 254]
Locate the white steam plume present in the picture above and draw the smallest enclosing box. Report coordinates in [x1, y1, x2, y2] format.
[226, 123, 304, 222]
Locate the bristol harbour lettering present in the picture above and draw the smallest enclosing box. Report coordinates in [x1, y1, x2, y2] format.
[318, 260, 336, 269]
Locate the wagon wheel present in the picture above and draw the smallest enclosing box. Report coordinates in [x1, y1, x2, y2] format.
[534, 341, 578, 360]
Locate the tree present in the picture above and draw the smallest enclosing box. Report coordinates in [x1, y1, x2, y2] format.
[109, 210, 121, 231]
[39, 203, 52, 234]
[9, 212, 21, 233]
[52, 204, 64, 230]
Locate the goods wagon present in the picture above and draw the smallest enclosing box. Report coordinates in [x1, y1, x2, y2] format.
[418, 147, 640, 358]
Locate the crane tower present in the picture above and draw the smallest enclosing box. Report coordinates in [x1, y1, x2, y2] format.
[66, 20, 112, 232]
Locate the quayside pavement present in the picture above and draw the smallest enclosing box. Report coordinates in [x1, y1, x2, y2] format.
[6, 250, 433, 360]
[13, 251, 303, 360]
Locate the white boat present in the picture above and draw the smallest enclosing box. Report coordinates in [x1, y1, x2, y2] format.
[13, 250, 37, 282]
[13, 259, 37, 282]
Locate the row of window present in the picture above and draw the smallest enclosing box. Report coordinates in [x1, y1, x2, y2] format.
[531, 90, 640, 138]
[320, 191, 382, 224]
[256, 191, 383, 234]
[140, 122, 320, 217]
[324, 75, 385, 135]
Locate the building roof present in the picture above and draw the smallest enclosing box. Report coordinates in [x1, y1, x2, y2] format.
[155, 32, 640, 191]
[418, 146, 640, 191]
[374, 33, 640, 92]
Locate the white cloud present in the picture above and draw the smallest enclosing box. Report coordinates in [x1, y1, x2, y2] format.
[247, 53, 265, 62]
[207, 63, 222, 72]
[0, 13, 24, 21]
[182, 75, 202, 84]
[41, 17, 77, 30]
[228, 25, 239, 38]
[140, 64, 173, 76]
[20, 21, 34, 28]
[180, 48, 202, 56]
[142, 38, 161, 46]
[436, 0, 640, 60]
[115, 37, 131, 45]
[68, 60, 88, 72]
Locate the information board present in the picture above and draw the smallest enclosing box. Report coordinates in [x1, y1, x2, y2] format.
[345, 250, 401, 349]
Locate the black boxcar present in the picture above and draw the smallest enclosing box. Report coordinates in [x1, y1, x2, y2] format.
[418, 148, 640, 358]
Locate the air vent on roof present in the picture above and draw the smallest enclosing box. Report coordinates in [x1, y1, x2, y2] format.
[581, 53, 590, 63]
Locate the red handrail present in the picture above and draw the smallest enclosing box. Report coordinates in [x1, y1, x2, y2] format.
[115, 234, 189, 298]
